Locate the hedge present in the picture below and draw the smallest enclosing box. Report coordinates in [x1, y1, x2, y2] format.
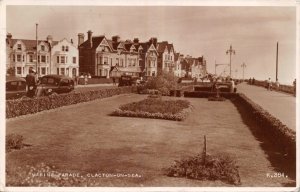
[6, 86, 137, 119]
[234, 93, 296, 160]
[184, 91, 295, 161]
[184, 91, 238, 99]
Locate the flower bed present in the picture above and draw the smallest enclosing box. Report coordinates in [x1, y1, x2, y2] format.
[165, 153, 241, 185]
[6, 86, 137, 119]
[111, 98, 191, 121]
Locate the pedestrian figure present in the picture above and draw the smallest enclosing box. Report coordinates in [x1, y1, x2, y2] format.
[267, 78, 272, 91]
[249, 78, 252, 85]
[230, 78, 235, 93]
[253, 78, 255, 85]
[293, 79, 296, 97]
[112, 77, 116, 85]
[84, 74, 88, 85]
[275, 80, 280, 91]
[25, 68, 38, 98]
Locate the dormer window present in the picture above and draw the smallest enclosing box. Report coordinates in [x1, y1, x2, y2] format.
[62, 46, 65, 51]
[17, 44, 21, 50]
[41, 45, 45, 51]
[66, 46, 69, 52]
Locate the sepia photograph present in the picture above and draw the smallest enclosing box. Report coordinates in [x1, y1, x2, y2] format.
[1, 0, 299, 191]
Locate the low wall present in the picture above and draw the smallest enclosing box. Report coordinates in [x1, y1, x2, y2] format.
[78, 77, 116, 85]
[250, 80, 295, 95]
[6, 86, 136, 119]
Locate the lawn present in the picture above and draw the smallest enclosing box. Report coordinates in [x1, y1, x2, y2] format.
[6, 94, 295, 187]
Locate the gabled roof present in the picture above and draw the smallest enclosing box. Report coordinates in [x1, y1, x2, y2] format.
[79, 36, 105, 49]
[174, 52, 180, 61]
[8, 39, 58, 51]
[157, 41, 168, 53]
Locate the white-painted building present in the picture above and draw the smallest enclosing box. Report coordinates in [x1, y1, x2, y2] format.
[52, 38, 79, 77]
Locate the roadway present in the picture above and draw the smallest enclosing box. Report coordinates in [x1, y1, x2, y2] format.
[237, 82, 296, 131]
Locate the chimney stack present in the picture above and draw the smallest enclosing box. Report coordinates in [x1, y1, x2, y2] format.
[47, 35, 53, 45]
[112, 35, 120, 43]
[133, 38, 139, 44]
[87, 30, 93, 48]
[6, 33, 12, 45]
[78, 33, 85, 47]
[71, 39, 73, 44]
[149, 37, 158, 47]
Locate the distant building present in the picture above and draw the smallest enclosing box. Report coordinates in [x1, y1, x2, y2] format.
[52, 38, 79, 77]
[134, 38, 158, 77]
[78, 31, 141, 78]
[174, 52, 183, 77]
[156, 41, 175, 74]
[6, 33, 79, 78]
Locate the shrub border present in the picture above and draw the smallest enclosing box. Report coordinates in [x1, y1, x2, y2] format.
[111, 103, 192, 121]
[6, 86, 137, 119]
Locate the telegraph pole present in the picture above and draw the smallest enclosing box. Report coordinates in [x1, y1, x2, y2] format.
[36, 23, 38, 76]
[226, 45, 236, 77]
[241, 62, 246, 81]
[276, 42, 278, 82]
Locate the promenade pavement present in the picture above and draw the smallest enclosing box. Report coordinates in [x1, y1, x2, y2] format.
[237, 82, 296, 131]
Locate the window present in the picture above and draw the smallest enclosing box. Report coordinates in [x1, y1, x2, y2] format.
[66, 46, 69, 52]
[41, 67, 46, 75]
[13, 54, 15, 62]
[116, 58, 119, 66]
[60, 79, 69, 86]
[41, 55, 46, 63]
[57, 68, 59, 75]
[120, 59, 124, 67]
[17, 67, 22, 74]
[23, 55, 25, 62]
[17, 44, 21, 50]
[61, 68, 65, 75]
[47, 56, 49, 63]
[62, 46, 65, 51]
[128, 59, 131, 67]
[41, 45, 45, 51]
[29, 55, 33, 62]
[103, 57, 108, 65]
[73, 57, 76, 64]
[66, 57, 68, 63]
[17, 55, 21, 62]
[57, 56, 60, 63]
[38, 55, 40, 62]
[61, 56, 65, 64]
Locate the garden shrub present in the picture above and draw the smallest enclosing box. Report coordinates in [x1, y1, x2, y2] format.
[6, 86, 136, 118]
[165, 153, 241, 185]
[144, 71, 179, 95]
[111, 98, 191, 121]
[6, 134, 24, 152]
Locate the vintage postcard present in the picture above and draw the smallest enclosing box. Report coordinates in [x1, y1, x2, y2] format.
[1, 0, 299, 191]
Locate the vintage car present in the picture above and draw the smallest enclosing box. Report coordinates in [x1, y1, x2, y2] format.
[36, 75, 75, 96]
[118, 75, 140, 87]
[6, 76, 27, 100]
[214, 82, 237, 93]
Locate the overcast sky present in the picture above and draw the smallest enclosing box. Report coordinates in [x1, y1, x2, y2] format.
[6, 6, 296, 84]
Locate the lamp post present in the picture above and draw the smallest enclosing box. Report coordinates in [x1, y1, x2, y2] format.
[226, 45, 236, 77]
[36, 23, 38, 76]
[241, 62, 246, 81]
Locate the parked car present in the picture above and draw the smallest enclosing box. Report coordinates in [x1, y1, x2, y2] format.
[214, 82, 237, 93]
[36, 75, 75, 96]
[6, 76, 27, 100]
[118, 75, 136, 87]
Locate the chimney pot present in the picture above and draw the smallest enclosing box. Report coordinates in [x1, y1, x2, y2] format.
[78, 33, 85, 47]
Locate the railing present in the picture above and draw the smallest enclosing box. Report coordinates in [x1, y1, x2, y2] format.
[250, 80, 295, 95]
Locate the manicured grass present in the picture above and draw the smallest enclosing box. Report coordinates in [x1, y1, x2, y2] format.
[6, 94, 295, 187]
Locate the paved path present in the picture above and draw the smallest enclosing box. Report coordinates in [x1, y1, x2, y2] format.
[237, 83, 296, 131]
